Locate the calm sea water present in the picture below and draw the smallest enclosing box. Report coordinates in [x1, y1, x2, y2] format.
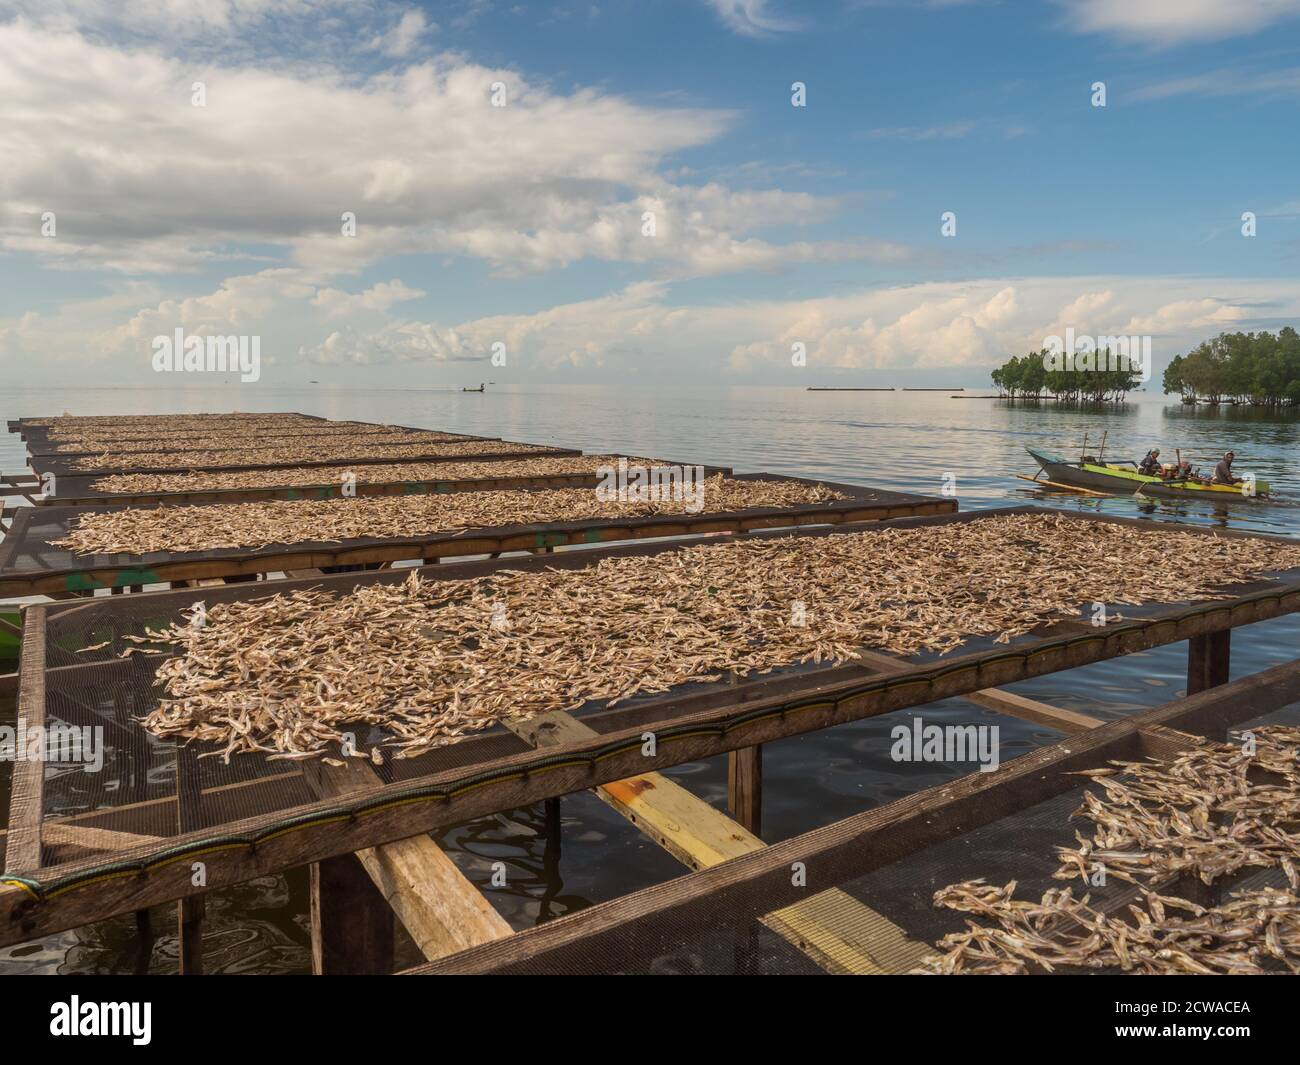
[2, 384, 1297, 974]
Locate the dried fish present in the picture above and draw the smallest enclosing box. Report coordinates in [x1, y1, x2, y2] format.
[90, 454, 663, 496]
[28, 413, 314, 430]
[917, 726, 1300, 975]
[129, 513, 1300, 766]
[52, 429, 465, 454]
[68, 438, 563, 472]
[48, 421, 430, 445]
[55, 475, 846, 555]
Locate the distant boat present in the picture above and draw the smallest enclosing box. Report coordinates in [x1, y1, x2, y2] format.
[462, 383, 485, 393]
[309, 380, 319, 384]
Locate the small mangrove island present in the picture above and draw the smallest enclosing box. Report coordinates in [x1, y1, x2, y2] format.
[1162, 329, 1300, 406]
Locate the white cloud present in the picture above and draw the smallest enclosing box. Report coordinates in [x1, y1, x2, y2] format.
[311, 280, 426, 317]
[0, 0, 324, 34]
[1062, 0, 1300, 45]
[1132, 67, 1300, 102]
[705, 0, 800, 37]
[7, 272, 1299, 383]
[863, 119, 1031, 141]
[304, 321, 484, 365]
[368, 9, 433, 57]
[0, 21, 880, 279]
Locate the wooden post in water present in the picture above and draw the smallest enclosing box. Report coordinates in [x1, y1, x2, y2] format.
[544, 797, 562, 859]
[310, 854, 395, 975]
[1187, 629, 1231, 696]
[175, 744, 206, 975]
[728, 746, 762, 836]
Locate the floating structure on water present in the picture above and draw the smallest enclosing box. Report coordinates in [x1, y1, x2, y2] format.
[1, 411, 1298, 976]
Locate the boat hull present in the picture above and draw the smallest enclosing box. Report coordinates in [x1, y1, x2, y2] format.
[1025, 448, 1266, 501]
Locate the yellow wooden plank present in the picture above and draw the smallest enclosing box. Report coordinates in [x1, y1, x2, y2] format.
[502, 711, 763, 870]
[762, 888, 932, 975]
[507, 710, 931, 973]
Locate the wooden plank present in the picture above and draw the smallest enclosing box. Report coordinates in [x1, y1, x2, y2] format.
[1013, 473, 1109, 497]
[44, 824, 165, 854]
[4, 606, 45, 873]
[404, 658, 1300, 974]
[508, 711, 925, 972]
[854, 648, 1103, 733]
[311, 853, 394, 975]
[961, 689, 1104, 733]
[302, 757, 510, 961]
[504, 711, 762, 870]
[762, 888, 932, 975]
[41, 769, 311, 839]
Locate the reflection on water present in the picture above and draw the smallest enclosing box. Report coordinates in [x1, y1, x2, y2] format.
[1, 386, 1297, 974]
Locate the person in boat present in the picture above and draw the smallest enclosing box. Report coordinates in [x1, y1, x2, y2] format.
[1213, 451, 1242, 486]
[1137, 449, 1161, 476]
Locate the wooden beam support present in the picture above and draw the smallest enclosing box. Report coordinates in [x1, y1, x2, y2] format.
[727, 746, 762, 835]
[4, 608, 45, 874]
[854, 647, 1103, 734]
[407, 658, 1300, 975]
[301, 757, 511, 964]
[1187, 629, 1231, 695]
[175, 745, 206, 975]
[34, 769, 311, 840]
[44, 824, 165, 856]
[310, 853, 394, 975]
[960, 689, 1104, 733]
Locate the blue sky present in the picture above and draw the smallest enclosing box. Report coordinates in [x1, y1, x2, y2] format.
[2, 0, 1299, 387]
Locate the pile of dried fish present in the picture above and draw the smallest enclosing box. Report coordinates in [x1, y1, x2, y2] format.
[917, 726, 1300, 974]
[47, 421, 415, 444]
[91, 454, 664, 495]
[56, 475, 845, 554]
[28, 413, 314, 430]
[919, 880, 1300, 975]
[127, 513, 1300, 760]
[53, 430, 463, 454]
[69, 439, 562, 472]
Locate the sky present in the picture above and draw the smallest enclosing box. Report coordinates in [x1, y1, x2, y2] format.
[1, 0, 1299, 388]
